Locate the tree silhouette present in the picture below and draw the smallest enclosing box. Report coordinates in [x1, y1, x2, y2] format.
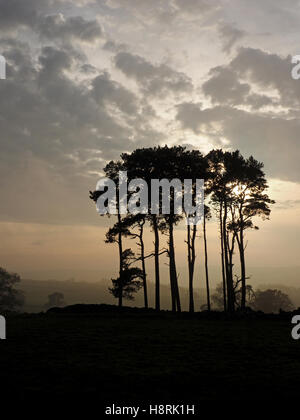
[235, 283, 255, 309]
[90, 146, 274, 313]
[179, 148, 208, 312]
[105, 222, 133, 307]
[207, 149, 274, 312]
[252, 289, 293, 313]
[212, 282, 226, 310]
[0, 267, 24, 311]
[122, 145, 193, 312]
[224, 152, 275, 310]
[90, 159, 127, 307]
[109, 249, 143, 302]
[115, 214, 149, 308]
[155, 145, 194, 313]
[212, 281, 256, 311]
[121, 147, 164, 311]
[207, 149, 236, 313]
[44, 292, 65, 310]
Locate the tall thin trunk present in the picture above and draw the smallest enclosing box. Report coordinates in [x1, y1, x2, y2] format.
[169, 226, 176, 313]
[117, 211, 123, 308]
[187, 224, 193, 312]
[139, 221, 148, 309]
[239, 243, 246, 309]
[169, 220, 181, 312]
[152, 216, 160, 311]
[223, 201, 234, 313]
[203, 215, 210, 311]
[187, 223, 197, 313]
[220, 204, 227, 311]
[191, 224, 196, 309]
[238, 213, 246, 310]
[227, 231, 235, 297]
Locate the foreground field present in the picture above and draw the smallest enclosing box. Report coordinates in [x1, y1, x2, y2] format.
[1, 306, 300, 405]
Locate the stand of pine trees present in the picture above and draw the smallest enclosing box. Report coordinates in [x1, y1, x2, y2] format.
[90, 146, 274, 313]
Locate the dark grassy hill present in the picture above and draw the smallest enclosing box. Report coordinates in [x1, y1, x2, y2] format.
[1, 305, 300, 407]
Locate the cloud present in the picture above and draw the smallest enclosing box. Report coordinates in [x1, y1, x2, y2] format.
[0, 0, 102, 45]
[202, 65, 276, 109]
[202, 66, 250, 105]
[172, 0, 218, 15]
[230, 47, 300, 108]
[0, 38, 164, 223]
[218, 22, 245, 53]
[180, 44, 300, 181]
[106, 0, 218, 20]
[176, 101, 300, 182]
[38, 14, 102, 42]
[200, 47, 299, 112]
[114, 51, 193, 96]
[276, 200, 300, 210]
[217, 0, 300, 35]
[103, 39, 128, 53]
[0, 0, 299, 227]
[0, 0, 44, 30]
[92, 71, 138, 114]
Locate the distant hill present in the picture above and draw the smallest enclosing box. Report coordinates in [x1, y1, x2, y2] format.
[17, 278, 207, 313]
[21, 265, 300, 287]
[17, 265, 300, 312]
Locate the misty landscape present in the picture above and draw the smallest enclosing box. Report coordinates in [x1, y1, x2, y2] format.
[2, 145, 300, 407]
[18, 266, 300, 313]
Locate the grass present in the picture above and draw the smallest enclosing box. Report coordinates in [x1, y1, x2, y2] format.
[1, 306, 300, 405]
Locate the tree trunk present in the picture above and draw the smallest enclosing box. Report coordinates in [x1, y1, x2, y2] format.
[203, 215, 210, 311]
[223, 202, 234, 313]
[187, 223, 196, 313]
[220, 204, 227, 312]
[239, 220, 246, 311]
[169, 220, 181, 312]
[227, 232, 235, 301]
[139, 222, 148, 309]
[187, 224, 193, 312]
[152, 216, 160, 311]
[117, 211, 123, 308]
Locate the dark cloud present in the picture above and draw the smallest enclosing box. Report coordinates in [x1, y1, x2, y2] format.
[0, 0, 43, 29]
[0, 38, 164, 223]
[105, 0, 218, 23]
[103, 40, 128, 53]
[246, 93, 275, 109]
[0, 0, 102, 45]
[38, 14, 102, 42]
[92, 71, 138, 114]
[114, 51, 193, 96]
[176, 102, 300, 182]
[203, 66, 250, 105]
[230, 47, 300, 108]
[218, 22, 245, 53]
[202, 65, 276, 109]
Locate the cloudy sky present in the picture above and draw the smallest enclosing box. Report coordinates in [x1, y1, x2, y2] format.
[0, 0, 300, 283]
